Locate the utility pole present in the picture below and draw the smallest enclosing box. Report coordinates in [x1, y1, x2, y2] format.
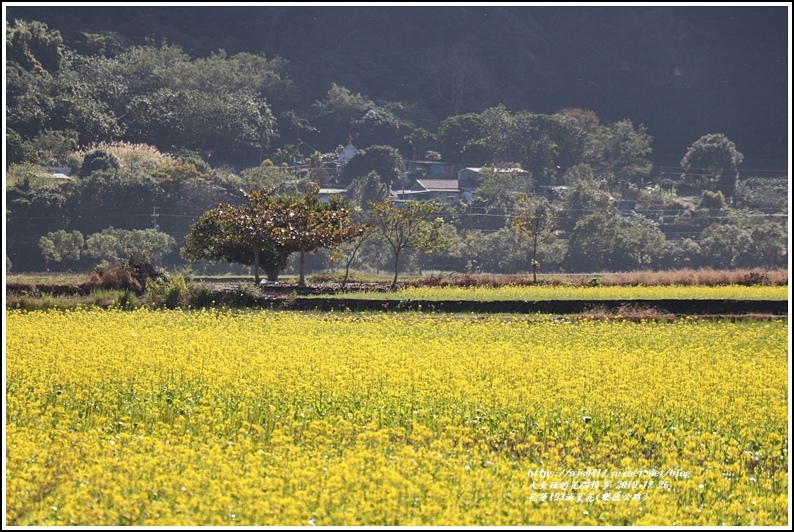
[152, 207, 159, 231]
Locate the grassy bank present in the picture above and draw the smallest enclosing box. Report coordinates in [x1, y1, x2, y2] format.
[5, 268, 788, 312]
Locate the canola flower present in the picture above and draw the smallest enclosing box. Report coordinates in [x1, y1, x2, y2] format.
[5, 308, 789, 526]
[315, 284, 788, 301]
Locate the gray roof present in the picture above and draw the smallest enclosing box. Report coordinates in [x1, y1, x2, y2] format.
[414, 179, 460, 191]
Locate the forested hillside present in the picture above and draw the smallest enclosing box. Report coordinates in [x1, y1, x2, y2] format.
[7, 5, 789, 166]
[4, 6, 789, 276]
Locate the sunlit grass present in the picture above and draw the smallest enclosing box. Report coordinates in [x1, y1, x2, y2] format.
[314, 284, 788, 301]
[6, 272, 89, 285]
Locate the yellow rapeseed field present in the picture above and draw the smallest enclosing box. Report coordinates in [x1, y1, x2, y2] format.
[325, 284, 789, 301]
[5, 308, 789, 526]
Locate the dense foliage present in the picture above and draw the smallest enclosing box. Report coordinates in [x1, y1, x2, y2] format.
[5, 13, 787, 276]
[7, 6, 787, 165]
[182, 186, 361, 284]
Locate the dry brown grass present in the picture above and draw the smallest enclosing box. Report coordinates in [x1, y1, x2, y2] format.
[86, 263, 142, 293]
[74, 141, 176, 172]
[599, 268, 788, 286]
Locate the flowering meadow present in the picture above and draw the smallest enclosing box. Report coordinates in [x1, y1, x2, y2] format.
[317, 284, 789, 301]
[5, 309, 789, 526]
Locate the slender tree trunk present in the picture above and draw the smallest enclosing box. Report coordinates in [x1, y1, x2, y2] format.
[342, 263, 351, 287]
[253, 249, 260, 285]
[532, 235, 538, 283]
[299, 250, 306, 286]
[343, 253, 356, 287]
[391, 249, 401, 289]
[342, 236, 366, 288]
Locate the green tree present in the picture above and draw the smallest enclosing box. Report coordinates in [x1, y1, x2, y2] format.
[556, 108, 601, 135]
[680, 134, 744, 200]
[460, 228, 535, 274]
[182, 208, 280, 283]
[6, 59, 56, 139]
[19, 129, 79, 166]
[472, 167, 534, 218]
[357, 106, 405, 148]
[698, 190, 726, 211]
[403, 128, 438, 161]
[346, 171, 390, 210]
[274, 185, 362, 286]
[79, 149, 120, 177]
[368, 200, 448, 288]
[312, 83, 373, 127]
[38, 229, 84, 267]
[340, 145, 403, 190]
[559, 164, 614, 231]
[6, 19, 65, 74]
[126, 87, 273, 165]
[663, 238, 703, 270]
[699, 223, 753, 269]
[588, 119, 653, 188]
[310, 84, 405, 150]
[436, 113, 487, 165]
[150, 161, 226, 229]
[6, 163, 74, 270]
[566, 211, 666, 272]
[182, 189, 286, 284]
[749, 222, 787, 268]
[62, 43, 283, 167]
[480, 106, 586, 182]
[69, 168, 163, 217]
[85, 227, 175, 265]
[6, 21, 125, 149]
[6, 128, 34, 165]
[183, 187, 360, 284]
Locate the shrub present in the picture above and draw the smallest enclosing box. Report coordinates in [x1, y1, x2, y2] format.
[89, 289, 128, 308]
[79, 149, 120, 177]
[87, 262, 142, 293]
[163, 275, 188, 309]
[187, 282, 216, 308]
[698, 190, 726, 210]
[740, 271, 770, 286]
[227, 283, 263, 308]
[144, 269, 192, 308]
